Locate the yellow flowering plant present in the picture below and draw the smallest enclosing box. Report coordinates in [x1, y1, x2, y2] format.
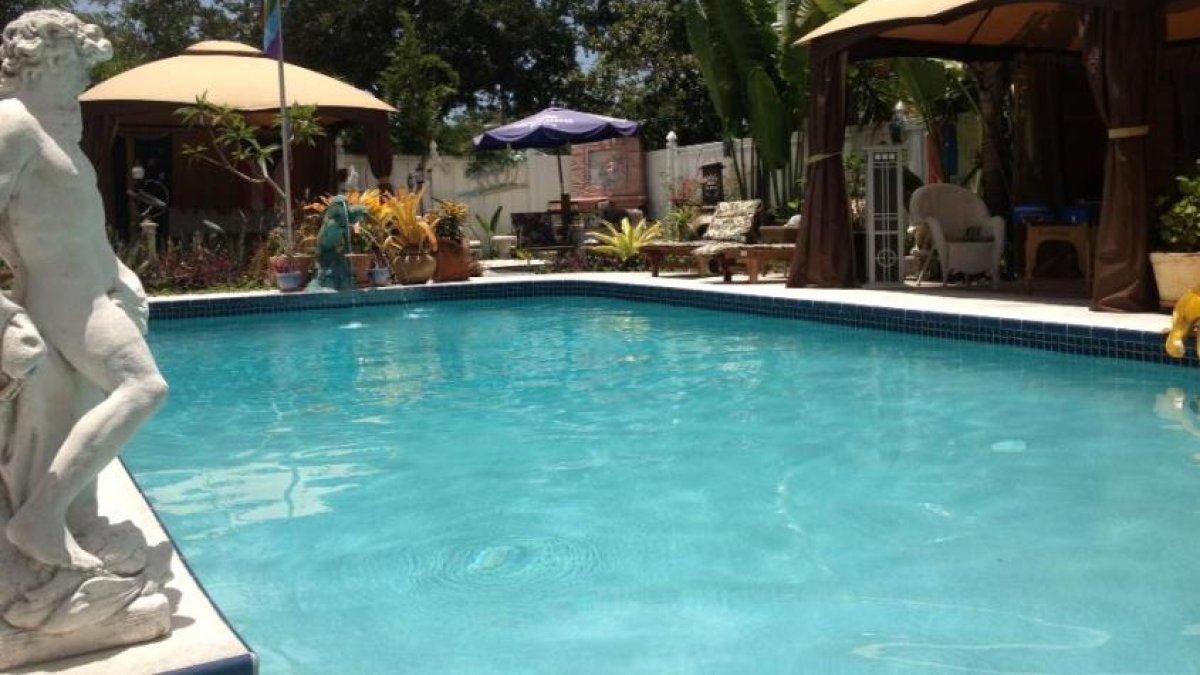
[376, 188, 438, 254]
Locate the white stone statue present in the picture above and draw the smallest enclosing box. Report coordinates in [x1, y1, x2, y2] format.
[0, 10, 172, 668]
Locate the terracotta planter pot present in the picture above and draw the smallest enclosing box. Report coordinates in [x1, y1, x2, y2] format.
[434, 238, 472, 282]
[346, 253, 373, 288]
[392, 251, 436, 285]
[1151, 251, 1200, 308]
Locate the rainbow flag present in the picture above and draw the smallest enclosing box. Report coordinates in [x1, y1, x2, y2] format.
[262, 0, 282, 59]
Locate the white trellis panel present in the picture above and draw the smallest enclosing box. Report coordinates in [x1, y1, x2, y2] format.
[864, 146, 906, 285]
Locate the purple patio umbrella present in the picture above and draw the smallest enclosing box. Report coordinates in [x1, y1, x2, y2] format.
[473, 107, 641, 224]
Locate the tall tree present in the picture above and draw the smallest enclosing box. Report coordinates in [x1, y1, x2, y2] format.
[570, 0, 722, 150]
[423, 0, 579, 116]
[1, 0, 74, 24]
[275, 0, 397, 91]
[283, 0, 581, 119]
[378, 10, 460, 156]
[87, 0, 258, 80]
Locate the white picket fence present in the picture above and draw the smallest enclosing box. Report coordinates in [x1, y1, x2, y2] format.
[335, 117, 980, 237]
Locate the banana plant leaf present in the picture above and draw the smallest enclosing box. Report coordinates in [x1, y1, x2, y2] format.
[685, 0, 743, 138]
[746, 66, 788, 170]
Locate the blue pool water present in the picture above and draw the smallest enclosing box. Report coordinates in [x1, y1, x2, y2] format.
[125, 297, 1200, 673]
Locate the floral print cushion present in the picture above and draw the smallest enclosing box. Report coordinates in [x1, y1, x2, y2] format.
[704, 214, 754, 242]
[705, 200, 761, 242]
[693, 241, 742, 256]
[713, 200, 761, 219]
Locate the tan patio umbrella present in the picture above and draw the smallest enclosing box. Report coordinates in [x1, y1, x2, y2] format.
[80, 41, 398, 226]
[787, 0, 1200, 312]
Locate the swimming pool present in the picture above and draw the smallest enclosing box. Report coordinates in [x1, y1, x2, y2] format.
[126, 296, 1200, 673]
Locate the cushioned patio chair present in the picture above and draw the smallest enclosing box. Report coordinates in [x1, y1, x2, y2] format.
[909, 184, 1005, 289]
[641, 199, 761, 277]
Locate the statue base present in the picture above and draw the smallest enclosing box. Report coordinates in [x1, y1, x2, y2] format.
[0, 593, 170, 670]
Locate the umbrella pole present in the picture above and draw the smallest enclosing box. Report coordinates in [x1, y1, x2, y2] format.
[556, 148, 572, 231]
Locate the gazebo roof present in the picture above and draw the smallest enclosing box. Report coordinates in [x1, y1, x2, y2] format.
[799, 0, 1200, 59]
[80, 40, 395, 125]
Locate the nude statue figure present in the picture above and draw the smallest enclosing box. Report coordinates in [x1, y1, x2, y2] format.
[0, 10, 168, 571]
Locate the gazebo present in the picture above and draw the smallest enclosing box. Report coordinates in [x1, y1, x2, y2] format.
[788, 0, 1200, 312]
[80, 41, 397, 236]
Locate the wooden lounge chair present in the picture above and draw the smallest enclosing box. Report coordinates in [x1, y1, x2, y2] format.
[699, 220, 798, 283]
[641, 199, 761, 276]
[710, 244, 795, 283]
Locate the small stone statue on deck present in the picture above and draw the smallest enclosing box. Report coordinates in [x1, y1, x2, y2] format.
[0, 10, 173, 669]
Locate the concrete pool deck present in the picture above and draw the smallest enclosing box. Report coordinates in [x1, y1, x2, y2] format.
[555, 271, 1173, 334]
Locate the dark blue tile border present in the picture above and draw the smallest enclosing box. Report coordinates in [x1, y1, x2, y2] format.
[161, 653, 256, 675]
[150, 280, 1192, 367]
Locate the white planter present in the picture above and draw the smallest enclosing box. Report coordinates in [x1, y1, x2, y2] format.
[275, 271, 304, 293]
[492, 235, 517, 259]
[1150, 251, 1200, 308]
[369, 267, 391, 287]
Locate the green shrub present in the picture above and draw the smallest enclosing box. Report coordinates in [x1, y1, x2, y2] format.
[1159, 173, 1200, 252]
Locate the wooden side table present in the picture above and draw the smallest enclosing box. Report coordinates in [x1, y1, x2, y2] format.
[1024, 223, 1092, 293]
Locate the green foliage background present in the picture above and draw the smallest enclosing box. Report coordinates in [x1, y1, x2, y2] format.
[3, 0, 724, 157]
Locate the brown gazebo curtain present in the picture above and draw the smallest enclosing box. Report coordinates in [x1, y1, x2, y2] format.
[1011, 54, 1106, 209]
[788, 50, 855, 288]
[1081, 1, 1165, 312]
[1165, 45, 1200, 182]
[289, 134, 337, 203]
[81, 114, 119, 228]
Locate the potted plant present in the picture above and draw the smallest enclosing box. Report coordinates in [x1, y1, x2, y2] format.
[1151, 172, 1200, 307]
[377, 188, 438, 284]
[433, 199, 472, 282]
[265, 221, 316, 291]
[269, 254, 305, 292]
[472, 205, 504, 258]
[355, 213, 393, 287]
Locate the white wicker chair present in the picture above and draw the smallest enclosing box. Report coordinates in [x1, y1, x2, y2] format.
[910, 184, 1005, 289]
